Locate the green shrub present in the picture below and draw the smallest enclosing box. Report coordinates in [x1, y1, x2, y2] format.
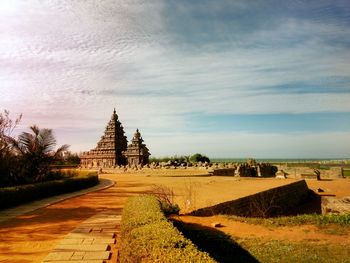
[190, 153, 210, 163]
[120, 195, 216, 263]
[160, 201, 180, 216]
[0, 172, 98, 209]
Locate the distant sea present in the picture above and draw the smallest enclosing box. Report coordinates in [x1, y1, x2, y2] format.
[211, 158, 350, 163]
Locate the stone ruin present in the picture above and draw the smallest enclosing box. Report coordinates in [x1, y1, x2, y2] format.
[210, 161, 278, 177]
[236, 162, 278, 177]
[80, 108, 150, 169]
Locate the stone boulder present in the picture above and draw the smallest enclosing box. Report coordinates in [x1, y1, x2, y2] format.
[322, 196, 350, 215]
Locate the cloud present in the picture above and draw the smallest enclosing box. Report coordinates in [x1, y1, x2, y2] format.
[0, 0, 349, 156]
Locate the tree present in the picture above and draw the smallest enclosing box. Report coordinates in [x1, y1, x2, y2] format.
[12, 125, 69, 182]
[0, 110, 22, 186]
[190, 153, 210, 163]
[63, 151, 81, 165]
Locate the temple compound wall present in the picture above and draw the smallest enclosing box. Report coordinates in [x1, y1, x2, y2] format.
[80, 109, 150, 169]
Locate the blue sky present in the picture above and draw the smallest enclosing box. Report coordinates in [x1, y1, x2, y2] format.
[0, 0, 350, 158]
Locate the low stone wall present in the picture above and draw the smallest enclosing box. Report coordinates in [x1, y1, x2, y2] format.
[209, 168, 236, 176]
[276, 166, 344, 179]
[190, 180, 310, 217]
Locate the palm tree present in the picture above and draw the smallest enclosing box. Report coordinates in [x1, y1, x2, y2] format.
[12, 125, 69, 182]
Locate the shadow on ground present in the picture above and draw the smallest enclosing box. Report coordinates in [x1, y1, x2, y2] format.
[172, 219, 259, 263]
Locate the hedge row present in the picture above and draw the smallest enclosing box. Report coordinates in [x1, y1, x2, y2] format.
[0, 173, 99, 209]
[119, 195, 216, 263]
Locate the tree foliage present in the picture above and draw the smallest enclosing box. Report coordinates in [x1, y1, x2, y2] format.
[11, 125, 69, 182]
[149, 155, 190, 164]
[59, 151, 81, 165]
[0, 110, 70, 186]
[190, 153, 210, 163]
[149, 154, 210, 164]
[0, 110, 22, 186]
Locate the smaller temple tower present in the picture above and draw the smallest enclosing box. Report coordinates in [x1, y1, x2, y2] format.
[124, 129, 150, 166]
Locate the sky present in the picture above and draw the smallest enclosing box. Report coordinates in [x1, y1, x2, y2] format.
[1, 0, 350, 158]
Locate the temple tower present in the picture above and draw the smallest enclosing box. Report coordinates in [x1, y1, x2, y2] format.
[80, 108, 128, 168]
[124, 129, 150, 166]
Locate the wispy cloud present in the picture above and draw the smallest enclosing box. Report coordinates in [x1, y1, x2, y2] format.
[0, 0, 349, 157]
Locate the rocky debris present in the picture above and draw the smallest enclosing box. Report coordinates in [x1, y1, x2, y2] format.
[211, 222, 222, 228]
[322, 196, 350, 214]
[275, 170, 287, 179]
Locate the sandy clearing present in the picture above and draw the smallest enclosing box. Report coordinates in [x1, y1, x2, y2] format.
[0, 172, 349, 262]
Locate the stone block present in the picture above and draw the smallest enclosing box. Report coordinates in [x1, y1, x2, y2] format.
[43, 251, 73, 261]
[43, 261, 103, 263]
[83, 251, 111, 260]
[82, 239, 94, 245]
[70, 251, 85, 260]
[56, 244, 109, 251]
[92, 238, 115, 244]
[66, 232, 115, 239]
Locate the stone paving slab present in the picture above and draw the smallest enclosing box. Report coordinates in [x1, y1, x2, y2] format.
[44, 261, 103, 263]
[84, 252, 110, 260]
[45, 252, 74, 261]
[42, 211, 121, 263]
[65, 233, 115, 239]
[56, 244, 109, 252]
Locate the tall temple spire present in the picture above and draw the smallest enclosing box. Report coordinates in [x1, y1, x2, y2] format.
[80, 107, 127, 168]
[112, 107, 118, 119]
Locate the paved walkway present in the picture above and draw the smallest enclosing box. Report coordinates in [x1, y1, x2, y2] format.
[0, 174, 147, 263]
[42, 211, 121, 263]
[0, 178, 115, 223]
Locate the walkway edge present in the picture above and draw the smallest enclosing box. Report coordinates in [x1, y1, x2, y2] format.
[0, 178, 115, 223]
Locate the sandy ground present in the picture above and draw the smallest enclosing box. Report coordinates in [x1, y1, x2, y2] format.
[0, 172, 349, 262]
[177, 215, 350, 245]
[112, 171, 295, 213]
[306, 179, 350, 197]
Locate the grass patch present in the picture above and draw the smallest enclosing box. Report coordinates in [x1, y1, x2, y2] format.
[0, 172, 98, 209]
[119, 195, 215, 263]
[172, 218, 350, 263]
[224, 213, 350, 227]
[237, 238, 350, 263]
[343, 170, 350, 177]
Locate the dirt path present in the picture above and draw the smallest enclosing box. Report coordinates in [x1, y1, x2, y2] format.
[0, 174, 150, 263]
[178, 215, 350, 245]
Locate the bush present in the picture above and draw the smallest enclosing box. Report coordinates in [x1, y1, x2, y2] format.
[120, 195, 216, 263]
[149, 184, 180, 216]
[159, 201, 180, 216]
[0, 172, 98, 209]
[190, 153, 210, 163]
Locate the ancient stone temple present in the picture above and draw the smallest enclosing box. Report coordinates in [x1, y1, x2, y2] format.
[80, 108, 150, 168]
[124, 129, 150, 166]
[80, 109, 128, 168]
